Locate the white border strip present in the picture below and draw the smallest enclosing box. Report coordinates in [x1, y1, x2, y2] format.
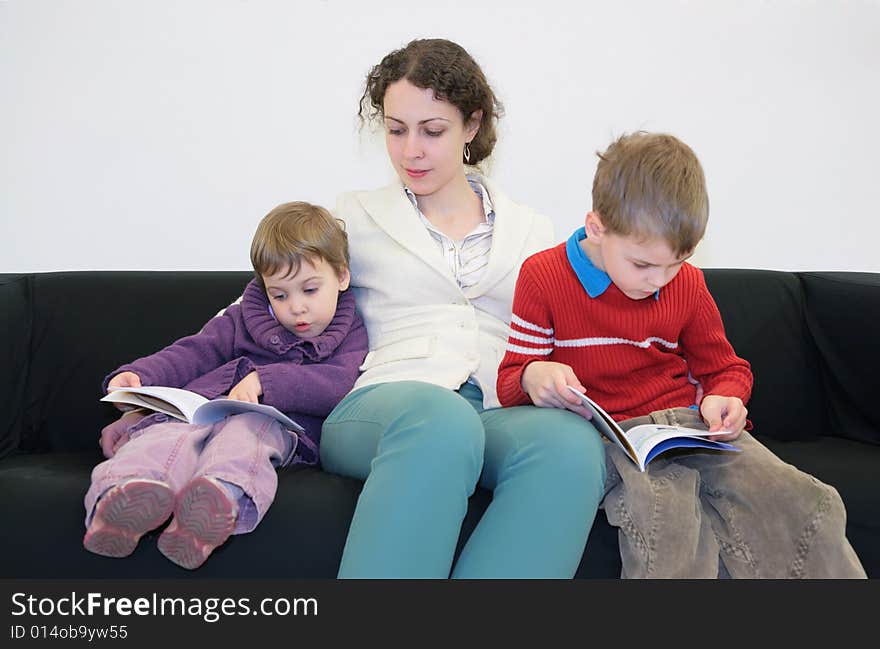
[555, 336, 678, 349]
[510, 313, 554, 335]
[506, 343, 554, 356]
[508, 329, 555, 345]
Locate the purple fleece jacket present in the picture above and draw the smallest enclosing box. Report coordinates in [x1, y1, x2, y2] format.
[104, 280, 368, 464]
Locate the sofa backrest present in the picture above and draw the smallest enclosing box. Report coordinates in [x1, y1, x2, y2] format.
[1, 269, 877, 457]
[2, 271, 251, 456]
[799, 272, 880, 446]
[702, 269, 828, 442]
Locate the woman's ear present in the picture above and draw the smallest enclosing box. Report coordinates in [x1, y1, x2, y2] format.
[465, 109, 483, 141]
[585, 211, 606, 240]
[338, 268, 351, 292]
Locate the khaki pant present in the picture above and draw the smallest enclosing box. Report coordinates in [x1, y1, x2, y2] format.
[602, 408, 866, 579]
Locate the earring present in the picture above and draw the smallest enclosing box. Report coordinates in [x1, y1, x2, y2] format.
[464, 142, 471, 163]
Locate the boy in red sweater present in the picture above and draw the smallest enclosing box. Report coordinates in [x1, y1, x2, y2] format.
[497, 132, 865, 578]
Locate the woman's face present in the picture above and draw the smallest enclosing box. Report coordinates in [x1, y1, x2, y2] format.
[382, 79, 479, 199]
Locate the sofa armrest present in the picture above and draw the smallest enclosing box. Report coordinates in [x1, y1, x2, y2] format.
[800, 272, 880, 445]
[0, 274, 31, 459]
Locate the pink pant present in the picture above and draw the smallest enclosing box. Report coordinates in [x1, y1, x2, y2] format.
[85, 412, 295, 534]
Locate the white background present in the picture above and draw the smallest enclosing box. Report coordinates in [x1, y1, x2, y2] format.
[2, 0, 878, 273]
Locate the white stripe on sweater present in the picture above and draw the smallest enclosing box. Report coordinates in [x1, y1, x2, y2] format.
[506, 343, 554, 356]
[554, 336, 678, 349]
[510, 313, 554, 335]
[508, 329, 555, 345]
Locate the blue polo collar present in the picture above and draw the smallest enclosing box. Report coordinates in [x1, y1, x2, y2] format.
[565, 227, 660, 300]
[566, 227, 611, 298]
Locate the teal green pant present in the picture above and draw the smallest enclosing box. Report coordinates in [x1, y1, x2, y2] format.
[320, 381, 606, 578]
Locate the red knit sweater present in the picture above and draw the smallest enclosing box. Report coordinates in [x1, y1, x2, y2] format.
[496, 242, 753, 421]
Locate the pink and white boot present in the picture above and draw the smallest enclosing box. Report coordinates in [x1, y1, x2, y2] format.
[157, 476, 238, 570]
[83, 479, 175, 558]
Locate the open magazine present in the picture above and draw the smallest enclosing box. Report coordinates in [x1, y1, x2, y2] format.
[566, 386, 740, 471]
[101, 385, 305, 433]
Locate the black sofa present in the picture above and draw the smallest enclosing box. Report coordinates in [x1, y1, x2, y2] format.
[1, 269, 878, 578]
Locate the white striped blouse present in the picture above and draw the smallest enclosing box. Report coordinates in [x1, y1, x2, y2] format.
[404, 175, 495, 290]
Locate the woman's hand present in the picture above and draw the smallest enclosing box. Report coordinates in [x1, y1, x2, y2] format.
[521, 361, 592, 419]
[700, 395, 748, 441]
[228, 371, 263, 404]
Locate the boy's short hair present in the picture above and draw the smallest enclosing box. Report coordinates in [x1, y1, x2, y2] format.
[250, 202, 349, 287]
[592, 132, 709, 256]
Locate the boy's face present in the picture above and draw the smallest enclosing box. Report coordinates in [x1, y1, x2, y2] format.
[262, 257, 350, 339]
[586, 214, 692, 300]
[382, 79, 480, 200]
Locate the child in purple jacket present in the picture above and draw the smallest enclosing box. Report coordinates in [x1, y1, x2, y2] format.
[83, 202, 368, 569]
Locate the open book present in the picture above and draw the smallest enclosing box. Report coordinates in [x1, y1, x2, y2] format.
[101, 385, 305, 433]
[566, 386, 740, 471]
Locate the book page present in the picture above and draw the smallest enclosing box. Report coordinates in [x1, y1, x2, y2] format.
[192, 399, 305, 433]
[642, 436, 741, 468]
[565, 386, 638, 461]
[101, 386, 209, 423]
[626, 424, 740, 470]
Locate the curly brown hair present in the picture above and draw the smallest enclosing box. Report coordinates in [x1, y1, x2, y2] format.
[359, 38, 503, 165]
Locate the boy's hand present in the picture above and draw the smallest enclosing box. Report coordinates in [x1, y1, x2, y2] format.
[106, 371, 142, 411]
[228, 371, 263, 404]
[521, 361, 592, 419]
[700, 395, 748, 441]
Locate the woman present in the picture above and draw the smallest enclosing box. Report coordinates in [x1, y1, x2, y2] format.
[321, 38, 606, 578]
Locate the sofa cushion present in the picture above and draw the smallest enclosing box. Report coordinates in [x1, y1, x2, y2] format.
[703, 269, 827, 442]
[800, 272, 880, 445]
[0, 448, 626, 578]
[0, 453, 357, 578]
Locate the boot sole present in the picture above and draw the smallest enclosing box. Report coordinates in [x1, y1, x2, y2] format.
[158, 476, 236, 570]
[83, 479, 174, 558]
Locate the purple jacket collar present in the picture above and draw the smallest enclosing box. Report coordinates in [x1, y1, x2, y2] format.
[240, 279, 358, 362]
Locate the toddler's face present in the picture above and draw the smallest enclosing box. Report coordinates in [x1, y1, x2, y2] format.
[262, 258, 350, 339]
[597, 234, 692, 300]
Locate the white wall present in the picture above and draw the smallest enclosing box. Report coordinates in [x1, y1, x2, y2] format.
[2, 0, 878, 273]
